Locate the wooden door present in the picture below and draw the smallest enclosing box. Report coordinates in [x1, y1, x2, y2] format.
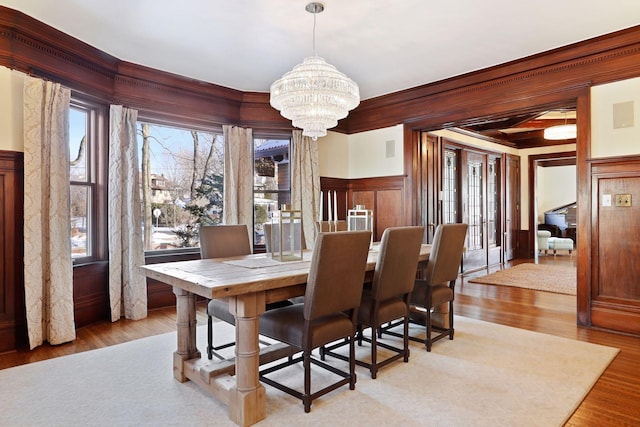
[462, 151, 488, 271]
[419, 133, 440, 242]
[486, 155, 502, 266]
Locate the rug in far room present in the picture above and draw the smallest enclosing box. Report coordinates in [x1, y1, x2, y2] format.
[468, 263, 576, 295]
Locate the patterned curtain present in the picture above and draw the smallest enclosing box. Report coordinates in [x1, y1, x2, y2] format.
[23, 76, 75, 349]
[108, 105, 147, 321]
[222, 125, 254, 245]
[291, 129, 321, 248]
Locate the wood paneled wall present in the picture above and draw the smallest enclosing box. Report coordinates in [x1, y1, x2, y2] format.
[0, 151, 24, 353]
[321, 176, 407, 242]
[588, 157, 640, 334]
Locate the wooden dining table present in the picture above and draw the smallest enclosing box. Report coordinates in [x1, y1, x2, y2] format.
[141, 243, 432, 426]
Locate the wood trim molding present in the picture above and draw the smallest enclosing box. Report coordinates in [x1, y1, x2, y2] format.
[345, 26, 640, 133]
[0, 6, 284, 130]
[538, 158, 576, 167]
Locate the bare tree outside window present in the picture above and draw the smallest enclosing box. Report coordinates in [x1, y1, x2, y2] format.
[138, 122, 223, 250]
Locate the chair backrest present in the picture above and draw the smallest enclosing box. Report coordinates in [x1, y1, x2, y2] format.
[304, 231, 371, 321]
[371, 226, 424, 301]
[199, 224, 251, 259]
[315, 220, 348, 233]
[263, 222, 306, 253]
[425, 223, 468, 286]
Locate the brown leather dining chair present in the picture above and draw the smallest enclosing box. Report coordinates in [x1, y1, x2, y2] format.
[258, 230, 372, 413]
[201, 224, 291, 360]
[320, 227, 424, 378]
[200, 224, 251, 360]
[320, 226, 424, 378]
[382, 223, 467, 352]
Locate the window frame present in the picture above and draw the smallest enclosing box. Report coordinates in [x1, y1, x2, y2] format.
[69, 95, 108, 265]
[136, 113, 224, 256]
[252, 133, 293, 251]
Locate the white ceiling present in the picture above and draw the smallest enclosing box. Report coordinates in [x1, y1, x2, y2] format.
[3, 0, 640, 100]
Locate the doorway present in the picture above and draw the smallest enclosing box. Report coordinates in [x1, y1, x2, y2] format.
[529, 152, 577, 261]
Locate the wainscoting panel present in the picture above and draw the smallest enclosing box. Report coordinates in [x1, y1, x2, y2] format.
[347, 176, 406, 241]
[0, 151, 24, 353]
[590, 158, 640, 335]
[73, 262, 109, 328]
[376, 189, 404, 237]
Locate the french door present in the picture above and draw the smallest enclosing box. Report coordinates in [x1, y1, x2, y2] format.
[443, 147, 502, 272]
[418, 133, 518, 271]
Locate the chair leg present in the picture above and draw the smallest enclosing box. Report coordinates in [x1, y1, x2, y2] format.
[425, 306, 432, 352]
[403, 316, 410, 362]
[370, 326, 378, 379]
[449, 302, 455, 340]
[207, 315, 213, 360]
[303, 351, 312, 413]
[349, 335, 357, 390]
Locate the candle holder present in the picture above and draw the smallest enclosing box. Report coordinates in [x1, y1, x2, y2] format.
[271, 204, 304, 261]
[348, 204, 374, 237]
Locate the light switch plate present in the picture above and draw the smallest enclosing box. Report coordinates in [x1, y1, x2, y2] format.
[614, 194, 632, 207]
[602, 194, 611, 207]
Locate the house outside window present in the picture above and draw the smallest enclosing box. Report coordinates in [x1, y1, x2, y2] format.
[253, 136, 292, 248]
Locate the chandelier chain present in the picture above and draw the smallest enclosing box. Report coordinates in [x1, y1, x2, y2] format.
[312, 9, 317, 56]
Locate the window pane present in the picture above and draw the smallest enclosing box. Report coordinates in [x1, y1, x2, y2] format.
[138, 122, 223, 251]
[487, 160, 497, 246]
[443, 149, 458, 224]
[69, 102, 95, 260]
[70, 185, 90, 258]
[253, 138, 291, 247]
[254, 139, 290, 190]
[468, 160, 483, 251]
[69, 107, 88, 182]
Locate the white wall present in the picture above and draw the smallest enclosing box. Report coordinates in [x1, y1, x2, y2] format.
[0, 66, 24, 152]
[317, 131, 349, 178]
[592, 77, 640, 158]
[537, 165, 577, 223]
[318, 124, 404, 179]
[518, 145, 576, 230]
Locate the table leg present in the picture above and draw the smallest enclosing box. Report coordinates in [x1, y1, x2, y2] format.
[431, 302, 450, 329]
[173, 286, 200, 382]
[228, 292, 267, 427]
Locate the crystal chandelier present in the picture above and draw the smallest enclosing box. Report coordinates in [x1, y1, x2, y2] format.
[270, 2, 360, 140]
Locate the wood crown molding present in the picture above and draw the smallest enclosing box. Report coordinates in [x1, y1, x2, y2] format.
[345, 25, 640, 133]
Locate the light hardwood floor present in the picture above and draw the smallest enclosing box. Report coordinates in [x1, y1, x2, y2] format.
[1, 255, 639, 426]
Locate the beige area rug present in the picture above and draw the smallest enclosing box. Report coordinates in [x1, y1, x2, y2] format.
[469, 263, 577, 295]
[0, 317, 617, 427]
